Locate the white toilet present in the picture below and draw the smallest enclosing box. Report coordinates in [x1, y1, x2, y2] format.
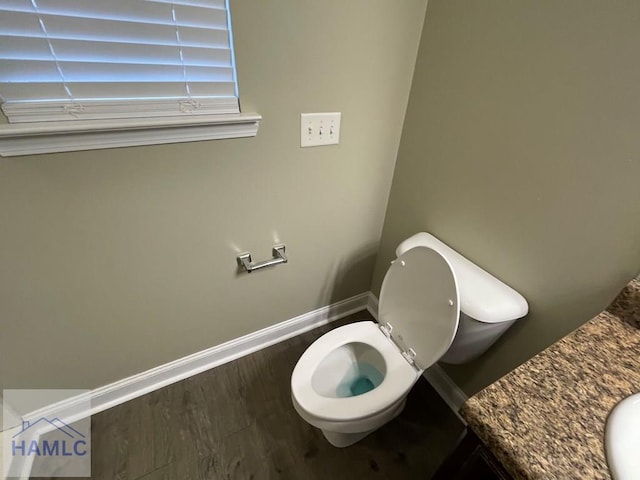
[290, 232, 528, 447]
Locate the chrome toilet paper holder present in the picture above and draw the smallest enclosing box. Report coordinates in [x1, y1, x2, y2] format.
[237, 244, 287, 273]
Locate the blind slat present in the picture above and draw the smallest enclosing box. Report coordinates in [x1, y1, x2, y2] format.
[0, 0, 240, 121]
[0, 0, 229, 29]
[0, 60, 62, 82]
[68, 82, 238, 99]
[147, 0, 226, 9]
[0, 12, 230, 43]
[0, 83, 68, 101]
[0, 0, 31, 10]
[0, 60, 234, 83]
[0, 25, 229, 50]
[0, 10, 42, 36]
[0, 36, 232, 67]
[2, 82, 237, 102]
[0, 36, 53, 60]
[0, 0, 227, 11]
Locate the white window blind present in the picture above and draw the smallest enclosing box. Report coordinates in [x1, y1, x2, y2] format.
[0, 0, 240, 123]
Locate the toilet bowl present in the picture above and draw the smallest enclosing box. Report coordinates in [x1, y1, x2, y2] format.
[291, 232, 528, 447]
[291, 321, 419, 447]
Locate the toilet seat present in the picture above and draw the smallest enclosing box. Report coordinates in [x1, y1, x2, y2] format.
[291, 321, 418, 422]
[291, 245, 460, 424]
[378, 246, 460, 370]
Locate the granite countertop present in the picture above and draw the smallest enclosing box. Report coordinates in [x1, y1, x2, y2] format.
[461, 279, 640, 480]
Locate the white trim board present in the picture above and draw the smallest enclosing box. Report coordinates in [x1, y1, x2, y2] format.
[366, 292, 468, 413]
[423, 365, 468, 415]
[0, 113, 261, 157]
[23, 292, 370, 427]
[366, 291, 379, 320]
[1, 399, 31, 479]
[2, 426, 35, 480]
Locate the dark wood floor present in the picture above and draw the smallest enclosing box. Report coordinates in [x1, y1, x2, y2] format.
[33, 311, 466, 480]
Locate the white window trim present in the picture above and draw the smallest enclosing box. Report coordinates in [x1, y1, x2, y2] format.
[0, 113, 261, 157]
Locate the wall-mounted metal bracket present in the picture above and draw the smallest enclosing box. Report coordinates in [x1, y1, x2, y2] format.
[237, 244, 287, 273]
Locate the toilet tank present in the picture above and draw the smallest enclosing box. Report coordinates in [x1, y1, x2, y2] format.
[396, 233, 528, 364]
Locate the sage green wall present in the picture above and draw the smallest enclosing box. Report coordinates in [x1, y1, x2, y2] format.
[372, 0, 640, 395]
[0, 0, 428, 390]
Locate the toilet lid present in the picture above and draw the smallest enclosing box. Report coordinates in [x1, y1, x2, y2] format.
[379, 246, 460, 370]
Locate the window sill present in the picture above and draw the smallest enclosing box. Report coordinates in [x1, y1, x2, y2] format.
[0, 113, 261, 157]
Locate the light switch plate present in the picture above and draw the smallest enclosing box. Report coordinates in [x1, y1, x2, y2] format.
[300, 112, 341, 147]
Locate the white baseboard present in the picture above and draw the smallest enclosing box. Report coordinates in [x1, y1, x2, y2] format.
[0, 398, 32, 480]
[366, 292, 379, 320]
[2, 426, 35, 480]
[366, 292, 468, 413]
[423, 364, 468, 414]
[22, 292, 370, 427]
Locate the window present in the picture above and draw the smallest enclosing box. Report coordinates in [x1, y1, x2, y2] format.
[0, 0, 260, 156]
